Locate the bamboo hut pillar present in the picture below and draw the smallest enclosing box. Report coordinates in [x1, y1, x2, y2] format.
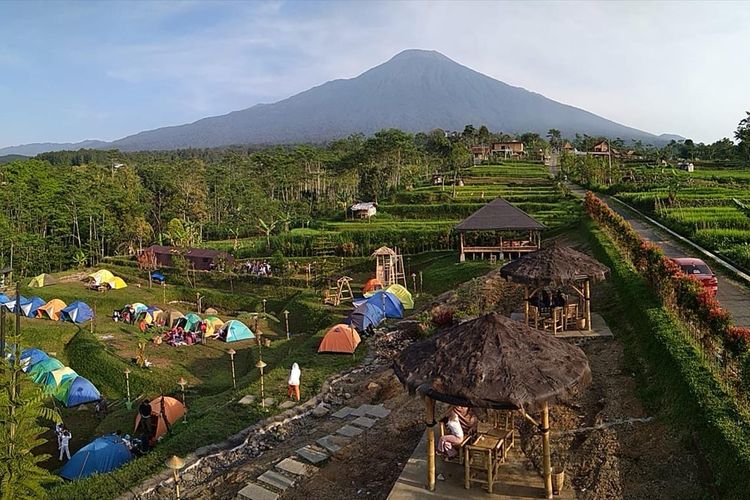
[425, 397, 436, 491]
[524, 285, 529, 326]
[541, 402, 553, 499]
[584, 279, 592, 331]
[459, 233, 465, 262]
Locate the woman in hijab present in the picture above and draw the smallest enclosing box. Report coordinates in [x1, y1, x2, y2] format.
[287, 363, 301, 401]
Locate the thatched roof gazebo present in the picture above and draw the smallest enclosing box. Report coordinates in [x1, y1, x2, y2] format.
[394, 313, 591, 498]
[500, 246, 609, 332]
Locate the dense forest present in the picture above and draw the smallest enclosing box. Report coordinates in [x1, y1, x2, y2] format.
[2, 119, 748, 276]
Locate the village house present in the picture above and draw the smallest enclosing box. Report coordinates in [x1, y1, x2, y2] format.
[350, 202, 377, 219]
[491, 141, 525, 158]
[471, 145, 492, 164]
[144, 245, 234, 271]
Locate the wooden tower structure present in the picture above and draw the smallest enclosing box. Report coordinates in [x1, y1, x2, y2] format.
[324, 276, 354, 306]
[372, 246, 407, 289]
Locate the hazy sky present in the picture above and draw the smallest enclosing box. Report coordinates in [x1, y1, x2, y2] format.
[1, 0, 748, 148]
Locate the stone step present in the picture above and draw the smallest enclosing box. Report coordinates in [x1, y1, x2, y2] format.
[237, 482, 279, 500]
[362, 404, 391, 419]
[351, 416, 377, 429]
[238, 395, 256, 406]
[257, 470, 295, 491]
[336, 424, 364, 438]
[331, 406, 355, 419]
[278, 400, 297, 410]
[315, 434, 350, 454]
[275, 457, 317, 477]
[295, 445, 329, 465]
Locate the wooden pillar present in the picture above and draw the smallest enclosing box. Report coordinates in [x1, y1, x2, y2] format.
[541, 402, 553, 499]
[585, 279, 592, 331]
[459, 233, 465, 262]
[524, 286, 529, 326]
[425, 397, 436, 491]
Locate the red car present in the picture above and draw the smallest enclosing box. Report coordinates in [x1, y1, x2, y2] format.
[672, 257, 718, 295]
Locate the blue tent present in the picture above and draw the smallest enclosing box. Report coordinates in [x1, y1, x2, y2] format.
[19, 348, 49, 372]
[3, 295, 30, 313]
[61, 301, 94, 324]
[60, 434, 132, 480]
[61, 376, 101, 407]
[151, 272, 166, 284]
[347, 302, 386, 332]
[0, 293, 9, 305]
[24, 296, 47, 317]
[219, 320, 255, 342]
[353, 291, 404, 319]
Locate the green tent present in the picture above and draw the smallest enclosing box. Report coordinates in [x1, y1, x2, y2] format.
[178, 312, 203, 333]
[29, 358, 64, 384]
[29, 273, 58, 288]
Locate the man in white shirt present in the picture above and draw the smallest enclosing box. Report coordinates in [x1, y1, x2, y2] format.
[59, 427, 72, 461]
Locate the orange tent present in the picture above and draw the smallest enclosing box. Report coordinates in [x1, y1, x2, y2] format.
[134, 396, 186, 442]
[318, 324, 361, 354]
[37, 299, 67, 321]
[362, 278, 383, 294]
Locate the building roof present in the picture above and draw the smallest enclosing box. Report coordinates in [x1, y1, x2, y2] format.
[145, 245, 231, 259]
[351, 202, 377, 211]
[500, 245, 609, 286]
[454, 198, 546, 232]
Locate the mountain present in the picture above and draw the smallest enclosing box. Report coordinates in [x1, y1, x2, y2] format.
[0, 140, 108, 157]
[0, 154, 28, 164]
[2, 50, 681, 154]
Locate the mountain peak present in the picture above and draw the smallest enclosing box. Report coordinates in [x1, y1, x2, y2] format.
[388, 49, 452, 62]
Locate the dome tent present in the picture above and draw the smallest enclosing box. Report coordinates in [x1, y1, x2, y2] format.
[22, 296, 47, 317]
[60, 434, 132, 480]
[56, 376, 101, 407]
[19, 348, 49, 372]
[134, 396, 186, 441]
[347, 302, 385, 332]
[353, 290, 404, 319]
[37, 299, 67, 320]
[318, 324, 361, 354]
[29, 273, 58, 288]
[218, 320, 254, 342]
[29, 358, 65, 383]
[385, 284, 414, 309]
[61, 301, 94, 323]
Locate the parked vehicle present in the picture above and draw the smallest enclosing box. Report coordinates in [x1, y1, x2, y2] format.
[672, 257, 718, 295]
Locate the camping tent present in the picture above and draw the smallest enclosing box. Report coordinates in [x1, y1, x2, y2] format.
[166, 309, 184, 328]
[0, 293, 9, 305]
[60, 434, 132, 480]
[42, 367, 78, 388]
[362, 278, 384, 294]
[204, 316, 224, 336]
[37, 299, 67, 321]
[107, 277, 128, 290]
[29, 358, 65, 383]
[177, 312, 202, 333]
[57, 376, 101, 407]
[88, 269, 115, 286]
[61, 301, 94, 323]
[19, 348, 49, 372]
[134, 396, 186, 441]
[218, 320, 254, 342]
[3, 295, 30, 313]
[385, 284, 414, 309]
[129, 303, 148, 315]
[22, 296, 47, 317]
[318, 324, 361, 354]
[353, 291, 404, 319]
[29, 273, 58, 288]
[347, 302, 386, 332]
[151, 272, 166, 284]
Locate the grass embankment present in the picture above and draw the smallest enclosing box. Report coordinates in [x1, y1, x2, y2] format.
[583, 220, 750, 498]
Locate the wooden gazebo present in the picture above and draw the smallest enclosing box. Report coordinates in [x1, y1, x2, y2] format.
[500, 246, 609, 332]
[454, 198, 545, 262]
[394, 313, 591, 498]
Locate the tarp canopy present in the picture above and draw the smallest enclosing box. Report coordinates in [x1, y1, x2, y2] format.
[60, 434, 132, 480]
[19, 348, 49, 372]
[3, 295, 30, 313]
[347, 302, 385, 332]
[385, 284, 414, 309]
[353, 291, 403, 319]
[219, 320, 254, 342]
[107, 277, 128, 290]
[61, 301, 94, 323]
[88, 269, 115, 286]
[59, 376, 101, 407]
[362, 278, 384, 294]
[22, 296, 47, 317]
[177, 312, 202, 332]
[29, 273, 58, 288]
[42, 367, 78, 388]
[29, 358, 65, 383]
[134, 396, 185, 440]
[318, 324, 361, 354]
[151, 272, 165, 283]
[37, 299, 67, 320]
[204, 316, 224, 336]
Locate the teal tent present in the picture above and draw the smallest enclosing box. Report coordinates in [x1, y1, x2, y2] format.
[28, 358, 65, 384]
[219, 320, 254, 342]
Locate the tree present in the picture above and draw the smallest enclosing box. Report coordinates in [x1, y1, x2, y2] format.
[547, 129, 562, 149]
[735, 111, 750, 160]
[257, 217, 278, 247]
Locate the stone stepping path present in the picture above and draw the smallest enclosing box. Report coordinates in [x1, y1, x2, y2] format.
[315, 434, 350, 454]
[257, 470, 295, 491]
[336, 424, 364, 437]
[331, 406, 355, 418]
[278, 400, 297, 409]
[295, 445, 329, 465]
[238, 395, 256, 405]
[351, 416, 377, 428]
[275, 457, 317, 477]
[238, 482, 278, 500]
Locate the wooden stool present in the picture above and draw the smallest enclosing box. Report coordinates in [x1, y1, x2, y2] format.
[464, 434, 505, 493]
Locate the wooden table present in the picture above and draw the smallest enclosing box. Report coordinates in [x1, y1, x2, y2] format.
[464, 433, 505, 493]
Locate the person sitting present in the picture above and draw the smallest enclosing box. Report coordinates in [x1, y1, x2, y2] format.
[552, 290, 567, 308]
[438, 410, 465, 459]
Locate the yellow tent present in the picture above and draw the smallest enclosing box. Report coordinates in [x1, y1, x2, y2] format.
[29, 273, 58, 288]
[386, 284, 414, 309]
[48, 367, 78, 386]
[204, 316, 224, 336]
[89, 269, 115, 286]
[107, 277, 128, 290]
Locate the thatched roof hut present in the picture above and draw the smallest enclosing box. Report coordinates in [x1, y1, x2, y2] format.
[394, 312, 591, 496]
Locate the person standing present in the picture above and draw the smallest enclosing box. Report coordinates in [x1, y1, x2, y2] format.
[287, 363, 301, 401]
[58, 426, 72, 461]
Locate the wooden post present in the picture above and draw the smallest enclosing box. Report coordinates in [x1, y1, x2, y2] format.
[524, 286, 529, 326]
[425, 397, 436, 491]
[459, 233, 465, 262]
[584, 279, 592, 331]
[541, 402, 553, 499]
